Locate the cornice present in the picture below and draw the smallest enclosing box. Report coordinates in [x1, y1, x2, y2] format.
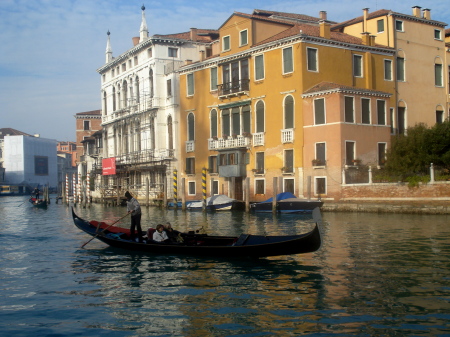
[302, 87, 392, 98]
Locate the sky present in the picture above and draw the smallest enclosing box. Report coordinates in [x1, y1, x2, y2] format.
[1, 0, 449, 142]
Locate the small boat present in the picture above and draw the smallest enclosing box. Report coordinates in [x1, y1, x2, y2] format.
[186, 195, 236, 211]
[29, 197, 49, 209]
[251, 192, 323, 213]
[72, 208, 322, 257]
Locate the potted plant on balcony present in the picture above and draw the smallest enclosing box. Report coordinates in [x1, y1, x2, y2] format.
[232, 133, 238, 139]
[243, 132, 252, 138]
[352, 159, 361, 165]
[212, 136, 218, 140]
[312, 159, 321, 166]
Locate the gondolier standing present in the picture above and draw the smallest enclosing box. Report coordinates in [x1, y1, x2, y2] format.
[125, 191, 143, 243]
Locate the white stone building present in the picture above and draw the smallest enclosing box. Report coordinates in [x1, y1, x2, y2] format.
[94, 5, 218, 203]
[3, 135, 57, 188]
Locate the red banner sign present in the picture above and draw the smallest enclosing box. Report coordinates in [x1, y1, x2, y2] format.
[102, 157, 116, 175]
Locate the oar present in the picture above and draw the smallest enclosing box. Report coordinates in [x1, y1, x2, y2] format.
[81, 212, 130, 248]
[18, 198, 30, 207]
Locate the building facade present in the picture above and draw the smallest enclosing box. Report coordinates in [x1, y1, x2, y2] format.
[178, 9, 401, 201]
[75, 109, 102, 165]
[94, 6, 218, 202]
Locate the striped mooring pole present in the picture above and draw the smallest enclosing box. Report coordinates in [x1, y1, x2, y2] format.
[173, 169, 178, 208]
[202, 167, 207, 212]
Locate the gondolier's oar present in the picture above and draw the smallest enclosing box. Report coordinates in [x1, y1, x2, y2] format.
[17, 199, 29, 207]
[81, 212, 130, 248]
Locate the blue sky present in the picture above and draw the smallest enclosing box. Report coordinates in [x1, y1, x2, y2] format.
[0, 0, 448, 141]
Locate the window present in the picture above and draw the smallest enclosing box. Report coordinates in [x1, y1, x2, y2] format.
[212, 180, 219, 195]
[147, 48, 152, 58]
[436, 110, 444, 124]
[210, 109, 218, 138]
[361, 98, 371, 124]
[395, 20, 404, 32]
[188, 181, 196, 195]
[344, 96, 354, 123]
[168, 47, 178, 58]
[377, 100, 386, 125]
[314, 98, 325, 125]
[240, 30, 248, 46]
[256, 152, 264, 173]
[83, 120, 90, 131]
[167, 79, 172, 96]
[384, 59, 392, 81]
[122, 63, 126, 71]
[284, 178, 295, 194]
[434, 29, 442, 40]
[378, 143, 386, 166]
[187, 113, 195, 141]
[186, 158, 195, 175]
[315, 177, 326, 195]
[397, 57, 405, 81]
[222, 109, 230, 137]
[284, 96, 294, 129]
[284, 149, 294, 173]
[435, 63, 443, 87]
[283, 46, 293, 74]
[222, 35, 230, 51]
[315, 142, 326, 166]
[398, 107, 406, 135]
[345, 141, 355, 165]
[353, 54, 363, 77]
[255, 54, 264, 80]
[221, 59, 249, 95]
[256, 101, 265, 133]
[307, 48, 318, 72]
[255, 179, 265, 194]
[231, 107, 240, 136]
[210, 67, 218, 91]
[242, 106, 251, 134]
[377, 19, 384, 33]
[187, 73, 194, 96]
[208, 156, 218, 174]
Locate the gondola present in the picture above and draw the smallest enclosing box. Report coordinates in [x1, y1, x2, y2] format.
[29, 197, 48, 209]
[72, 208, 322, 258]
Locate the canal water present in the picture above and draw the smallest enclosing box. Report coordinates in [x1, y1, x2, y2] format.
[1, 196, 449, 336]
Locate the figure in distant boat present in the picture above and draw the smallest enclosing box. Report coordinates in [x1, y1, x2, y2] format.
[33, 187, 40, 201]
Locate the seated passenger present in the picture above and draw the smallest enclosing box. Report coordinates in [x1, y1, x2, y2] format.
[164, 222, 180, 241]
[153, 224, 169, 243]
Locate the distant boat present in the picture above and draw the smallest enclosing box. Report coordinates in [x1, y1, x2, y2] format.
[29, 197, 49, 209]
[251, 192, 323, 213]
[187, 195, 236, 211]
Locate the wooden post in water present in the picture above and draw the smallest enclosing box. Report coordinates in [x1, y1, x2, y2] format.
[173, 169, 178, 209]
[202, 168, 207, 212]
[307, 176, 311, 200]
[146, 177, 149, 207]
[181, 177, 186, 211]
[272, 177, 278, 213]
[163, 175, 167, 209]
[245, 177, 250, 213]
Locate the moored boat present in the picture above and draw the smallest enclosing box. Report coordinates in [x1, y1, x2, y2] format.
[186, 195, 236, 211]
[251, 192, 323, 213]
[72, 208, 322, 257]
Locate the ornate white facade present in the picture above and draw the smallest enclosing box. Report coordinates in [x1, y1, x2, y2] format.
[94, 6, 218, 203]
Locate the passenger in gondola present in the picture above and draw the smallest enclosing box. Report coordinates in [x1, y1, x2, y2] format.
[125, 191, 143, 243]
[153, 224, 170, 243]
[164, 222, 180, 241]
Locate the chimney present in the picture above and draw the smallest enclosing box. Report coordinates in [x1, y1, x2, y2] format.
[422, 8, 431, 20]
[199, 50, 205, 62]
[319, 11, 327, 20]
[369, 35, 376, 46]
[363, 8, 369, 33]
[361, 32, 370, 45]
[412, 6, 422, 18]
[190, 28, 198, 41]
[185, 59, 193, 65]
[132, 37, 140, 46]
[319, 20, 331, 39]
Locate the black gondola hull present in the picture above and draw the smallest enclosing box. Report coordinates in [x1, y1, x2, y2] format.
[72, 208, 322, 257]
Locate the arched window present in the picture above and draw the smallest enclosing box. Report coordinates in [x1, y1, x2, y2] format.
[222, 109, 230, 137]
[149, 69, 154, 98]
[167, 115, 173, 149]
[103, 91, 107, 115]
[188, 113, 195, 141]
[135, 76, 140, 103]
[284, 95, 294, 129]
[210, 109, 217, 138]
[122, 81, 128, 107]
[112, 87, 116, 111]
[255, 100, 265, 133]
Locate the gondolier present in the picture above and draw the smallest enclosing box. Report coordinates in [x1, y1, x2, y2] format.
[125, 191, 143, 243]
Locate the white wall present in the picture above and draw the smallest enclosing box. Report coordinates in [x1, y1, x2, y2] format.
[4, 135, 58, 188]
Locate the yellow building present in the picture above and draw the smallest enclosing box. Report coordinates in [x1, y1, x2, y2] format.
[333, 7, 448, 131]
[178, 10, 398, 202]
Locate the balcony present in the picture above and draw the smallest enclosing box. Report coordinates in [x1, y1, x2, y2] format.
[208, 135, 251, 150]
[186, 141, 195, 153]
[218, 79, 250, 98]
[281, 129, 294, 143]
[102, 97, 161, 124]
[252, 132, 265, 146]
